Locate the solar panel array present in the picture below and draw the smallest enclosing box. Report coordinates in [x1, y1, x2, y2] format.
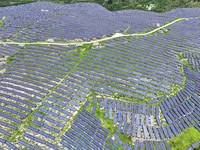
[1, 2, 200, 42]
[1, 2, 200, 150]
[60, 109, 110, 150]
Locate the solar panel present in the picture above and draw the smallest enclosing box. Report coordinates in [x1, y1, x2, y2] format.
[91, 105, 97, 114]
[145, 115, 149, 126]
[117, 122, 123, 133]
[163, 140, 171, 150]
[185, 115, 195, 125]
[123, 111, 126, 122]
[127, 112, 131, 123]
[149, 141, 154, 150]
[118, 110, 121, 122]
[100, 97, 103, 108]
[126, 123, 132, 135]
[132, 124, 136, 137]
[140, 141, 144, 150]
[133, 103, 137, 113]
[157, 127, 165, 140]
[127, 144, 133, 150]
[134, 140, 140, 150]
[162, 126, 169, 139]
[122, 122, 128, 134]
[113, 113, 117, 124]
[114, 134, 122, 145]
[136, 114, 140, 125]
[112, 99, 116, 109]
[109, 108, 112, 119]
[138, 104, 141, 114]
[144, 141, 150, 150]
[125, 101, 129, 111]
[108, 137, 118, 148]
[142, 104, 146, 114]
[153, 127, 160, 139]
[123, 143, 128, 150]
[151, 105, 155, 116]
[104, 98, 107, 108]
[121, 101, 124, 111]
[104, 108, 108, 118]
[108, 99, 112, 108]
[137, 125, 142, 138]
[129, 102, 133, 112]
[132, 113, 135, 124]
[166, 126, 174, 138]
[158, 141, 165, 150]
[93, 95, 97, 104]
[117, 100, 120, 110]
[143, 126, 149, 139]
[150, 115, 154, 126]
[146, 105, 150, 115]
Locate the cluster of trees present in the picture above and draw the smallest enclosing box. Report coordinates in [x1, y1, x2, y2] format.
[0, 0, 200, 13]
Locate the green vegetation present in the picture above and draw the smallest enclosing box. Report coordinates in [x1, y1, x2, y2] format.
[168, 126, 200, 150]
[0, 0, 200, 13]
[85, 97, 134, 150]
[0, 19, 3, 26]
[6, 56, 13, 63]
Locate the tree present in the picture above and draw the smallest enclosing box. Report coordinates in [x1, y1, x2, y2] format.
[108, 0, 113, 4]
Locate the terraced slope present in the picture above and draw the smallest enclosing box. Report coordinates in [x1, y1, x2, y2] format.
[0, 2, 200, 150]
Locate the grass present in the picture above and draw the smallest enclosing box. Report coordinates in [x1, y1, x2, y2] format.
[168, 126, 200, 150]
[0, 19, 3, 27]
[84, 97, 134, 149]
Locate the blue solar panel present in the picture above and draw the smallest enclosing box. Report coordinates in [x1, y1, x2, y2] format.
[126, 123, 132, 135]
[162, 126, 169, 139]
[129, 102, 133, 112]
[112, 99, 116, 109]
[104, 108, 108, 119]
[132, 113, 135, 124]
[153, 127, 160, 139]
[108, 137, 118, 148]
[100, 97, 103, 108]
[132, 124, 136, 137]
[122, 122, 128, 134]
[134, 140, 140, 150]
[109, 108, 113, 119]
[157, 127, 165, 140]
[83, 100, 90, 108]
[118, 110, 121, 122]
[121, 101, 124, 111]
[147, 126, 154, 139]
[93, 95, 97, 104]
[137, 125, 142, 138]
[123, 143, 128, 150]
[123, 111, 126, 122]
[114, 134, 122, 145]
[117, 122, 123, 134]
[91, 105, 97, 114]
[113, 113, 117, 124]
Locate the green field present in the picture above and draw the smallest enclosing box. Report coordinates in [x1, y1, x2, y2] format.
[0, 0, 200, 13]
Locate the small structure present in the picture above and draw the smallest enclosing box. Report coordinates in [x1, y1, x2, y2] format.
[148, 4, 155, 10]
[156, 23, 160, 27]
[93, 42, 99, 46]
[163, 28, 168, 32]
[41, 9, 49, 12]
[76, 43, 83, 46]
[2, 16, 5, 20]
[47, 39, 54, 42]
[19, 43, 25, 47]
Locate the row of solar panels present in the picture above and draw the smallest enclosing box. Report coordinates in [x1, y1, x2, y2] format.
[99, 98, 159, 115]
[117, 122, 179, 139]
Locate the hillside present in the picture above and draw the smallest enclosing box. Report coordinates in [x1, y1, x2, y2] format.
[0, 2, 200, 150]
[0, 0, 200, 12]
